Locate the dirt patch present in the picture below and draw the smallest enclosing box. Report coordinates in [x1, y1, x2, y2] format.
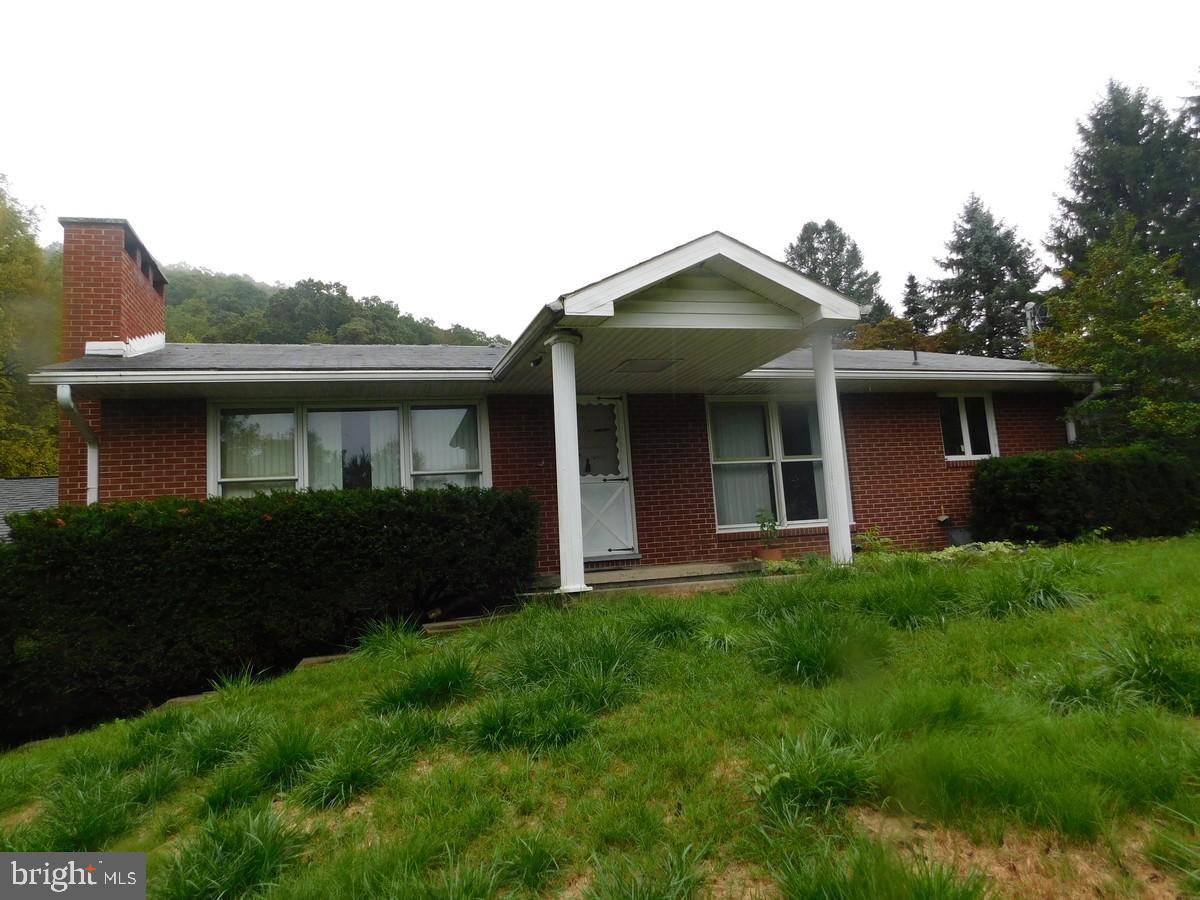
[706, 860, 779, 899]
[855, 808, 1179, 899]
[558, 868, 593, 899]
[710, 754, 749, 786]
[1, 802, 41, 829]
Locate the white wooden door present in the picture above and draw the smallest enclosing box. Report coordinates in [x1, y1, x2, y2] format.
[577, 397, 636, 558]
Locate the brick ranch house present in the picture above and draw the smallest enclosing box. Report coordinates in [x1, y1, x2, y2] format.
[33, 219, 1092, 592]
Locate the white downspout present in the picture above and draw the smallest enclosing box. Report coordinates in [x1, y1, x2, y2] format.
[56, 384, 99, 505]
[1065, 379, 1103, 445]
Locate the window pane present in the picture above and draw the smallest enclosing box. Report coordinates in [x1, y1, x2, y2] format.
[713, 463, 775, 526]
[779, 403, 821, 457]
[964, 397, 992, 456]
[220, 410, 295, 478]
[412, 472, 481, 490]
[710, 404, 769, 460]
[939, 397, 965, 456]
[221, 479, 295, 499]
[578, 402, 620, 477]
[308, 409, 401, 490]
[411, 407, 479, 472]
[782, 460, 826, 522]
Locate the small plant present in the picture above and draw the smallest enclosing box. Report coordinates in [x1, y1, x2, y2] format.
[627, 600, 708, 647]
[296, 740, 385, 809]
[31, 766, 136, 850]
[756, 509, 780, 549]
[366, 650, 479, 712]
[773, 838, 989, 900]
[355, 619, 423, 661]
[494, 831, 563, 890]
[462, 689, 591, 753]
[245, 721, 324, 790]
[586, 844, 706, 900]
[174, 709, 265, 774]
[752, 731, 877, 821]
[156, 808, 305, 900]
[211, 665, 262, 702]
[125, 759, 184, 806]
[751, 608, 890, 686]
[852, 525, 896, 554]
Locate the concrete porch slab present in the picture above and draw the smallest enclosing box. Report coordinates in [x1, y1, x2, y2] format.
[534, 559, 763, 593]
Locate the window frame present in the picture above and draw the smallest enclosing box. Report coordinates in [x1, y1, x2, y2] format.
[937, 393, 1000, 460]
[705, 396, 852, 533]
[207, 398, 491, 497]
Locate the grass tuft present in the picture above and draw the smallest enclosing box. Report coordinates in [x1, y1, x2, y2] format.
[296, 739, 385, 809]
[751, 608, 890, 686]
[175, 709, 265, 774]
[626, 600, 709, 647]
[753, 731, 877, 822]
[967, 559, 1089, 618]
[157, 807, 305, 900]
[773, 838, 989, 899]
[462, 690, 591, 753]
[586, 844, 706, 900]
[355, 618, 424, 661]
[366, 650, 479, 712]
[493, 830, 563, 890]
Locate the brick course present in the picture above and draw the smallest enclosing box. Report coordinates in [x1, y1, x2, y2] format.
[58, 400, 208, 505]
[489, 390, 1072, 574]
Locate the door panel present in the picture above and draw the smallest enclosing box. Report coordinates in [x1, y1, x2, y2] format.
[577, 398, 636, 558]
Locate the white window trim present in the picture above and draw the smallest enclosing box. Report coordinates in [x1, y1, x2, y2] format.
[938, 393, 1000, 460]
[207, 398, 491, 497]
[705, 396, 853, 534]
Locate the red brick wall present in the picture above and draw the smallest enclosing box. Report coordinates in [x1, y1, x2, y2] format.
[489, 390, 1072, 574]
[60, 221, 164, 360]
[58, 399, 208, 505]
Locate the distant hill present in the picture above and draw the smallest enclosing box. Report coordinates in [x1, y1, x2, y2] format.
[163, 264, 508, 346]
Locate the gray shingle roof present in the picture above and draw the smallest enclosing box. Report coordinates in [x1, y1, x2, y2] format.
[40, 343, 508, 372]
[39, 343, 1068, 376]
[0, 477, 59, 539]
[762, 348, 1068, 373]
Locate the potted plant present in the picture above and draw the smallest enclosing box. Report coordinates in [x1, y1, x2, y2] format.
[754, 509, 783, 561]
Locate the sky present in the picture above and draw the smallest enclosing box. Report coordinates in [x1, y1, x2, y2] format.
[5, 1, 1198, 341]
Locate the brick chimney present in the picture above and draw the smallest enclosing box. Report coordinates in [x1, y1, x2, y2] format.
[59, 218, 168, 360]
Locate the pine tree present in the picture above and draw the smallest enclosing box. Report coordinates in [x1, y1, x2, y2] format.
[900, 274, 935, 334]
[1048, 81, 1199, 289]
[784, 220, 891, 325]
[930, 196, 1043, 359]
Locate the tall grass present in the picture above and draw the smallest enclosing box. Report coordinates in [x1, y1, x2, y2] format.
[157, 808, 305, 900]
[585, 844, 706, 900]
[367, 650, 479, 712]
[753, 731, 877, 822]
[772, 838, 990, 900]
[751, 608, 890, 685]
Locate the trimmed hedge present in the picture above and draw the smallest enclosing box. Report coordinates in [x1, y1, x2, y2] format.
[0, 487, 538, 745]
[971, 445, 1200, 544]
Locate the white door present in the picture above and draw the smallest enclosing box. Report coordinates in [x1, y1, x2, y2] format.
[577, 397, 637, 559]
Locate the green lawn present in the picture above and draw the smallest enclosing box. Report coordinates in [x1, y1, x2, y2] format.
[3, 537, 1200, 898]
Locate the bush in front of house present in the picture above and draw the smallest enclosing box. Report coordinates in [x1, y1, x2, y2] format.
[0, 487, 538, 746]
[970, 445, 1200, 544]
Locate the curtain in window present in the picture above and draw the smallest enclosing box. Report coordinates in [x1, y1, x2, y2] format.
[713, 463, 775, 527]
[220, 410, 295, 479]
[369, 410, 402, 489]
[710, 404, 769, 459]
[307, 411, 344, 490]
[411, 407, 479, 473]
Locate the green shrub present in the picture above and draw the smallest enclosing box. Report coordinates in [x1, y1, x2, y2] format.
[0, 486, 538, 745]
[971, 445, 1200, 543]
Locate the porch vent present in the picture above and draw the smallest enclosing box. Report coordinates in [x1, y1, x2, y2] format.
[613, 358, 679, 374]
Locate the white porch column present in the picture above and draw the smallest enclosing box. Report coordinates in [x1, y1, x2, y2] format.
[545, 331, 591, 593]
[811, 330, 854, 563]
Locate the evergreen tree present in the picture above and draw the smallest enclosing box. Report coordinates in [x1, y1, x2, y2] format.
[1048, 81, 1199, 289]
[900, 273, 935, 334]
[784, 220, 890, 325]
[929, 196, 1043, 359]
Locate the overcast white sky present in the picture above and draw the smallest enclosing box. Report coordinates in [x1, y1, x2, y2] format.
[5, 1, 1198, 340]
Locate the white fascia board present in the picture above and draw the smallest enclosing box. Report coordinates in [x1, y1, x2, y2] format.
[28, 369, 494, 386]
[742, 368, 1094, 384]
[562, 232, 862, 322]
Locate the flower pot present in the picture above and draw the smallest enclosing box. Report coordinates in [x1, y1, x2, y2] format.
[754, 547, 784, 562]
